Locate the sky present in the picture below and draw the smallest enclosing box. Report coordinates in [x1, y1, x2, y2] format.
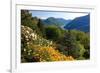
[30, 10, 89, 20]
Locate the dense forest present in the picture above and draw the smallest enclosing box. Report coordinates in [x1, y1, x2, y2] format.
[21, 10, 90, 63]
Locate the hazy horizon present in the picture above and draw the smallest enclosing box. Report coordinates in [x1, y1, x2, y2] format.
[29, 10, 89, 20]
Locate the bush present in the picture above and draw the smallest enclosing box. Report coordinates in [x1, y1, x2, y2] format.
[28, 44, 74, 62]
[21, 44, 74, 62]
[83, 49, 90, 59]
[68, 42, 86, 59]
[45, 26, 61, 41]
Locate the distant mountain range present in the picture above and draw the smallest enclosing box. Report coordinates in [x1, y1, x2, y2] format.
[64, 14, 90, 32]
[42, 17, 71, 27]
[40, 14, 90, 32]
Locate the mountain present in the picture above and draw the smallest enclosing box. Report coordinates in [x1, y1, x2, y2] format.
[42, 17, 71, 27]
[64, 14, 90, 32]
[56, 18, 71, 25]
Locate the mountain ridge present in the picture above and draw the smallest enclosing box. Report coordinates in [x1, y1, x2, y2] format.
[64, 14, 90, 32]
[42, 17, 71, 27]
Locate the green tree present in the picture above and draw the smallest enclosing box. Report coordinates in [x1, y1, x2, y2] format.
[76, 31, 90, 49]
[68, 42, 86, 59]
[37, 19, 46, 38]
[21, 10, 39, 30]
[21, 10, 32, 27]
[45, 25, 61, 41]
[56, 30, 86, 59]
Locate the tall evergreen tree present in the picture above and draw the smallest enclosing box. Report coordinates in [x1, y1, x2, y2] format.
[37, 19, 46, 37]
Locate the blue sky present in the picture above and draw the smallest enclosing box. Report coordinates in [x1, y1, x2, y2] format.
[30, 10, 89, 20]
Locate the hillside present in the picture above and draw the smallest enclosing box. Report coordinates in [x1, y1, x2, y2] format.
[64, 14, 90, 32]
[42, 17, 71, 27]
[21, 25, 74, 62]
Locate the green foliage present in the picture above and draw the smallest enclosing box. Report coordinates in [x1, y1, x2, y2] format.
[55, 30, 89, 59]
[76, 31, 90, 49]
[21, 10, 39, 31]
[45, 25, 62, 41]
[83, 49, 90, 59]
[37, 19, 46, 38]
[21, 10, 33, 27]
[68, 42, 86, 59]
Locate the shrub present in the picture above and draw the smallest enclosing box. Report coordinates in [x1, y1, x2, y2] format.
[45, 25, 61, 41]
